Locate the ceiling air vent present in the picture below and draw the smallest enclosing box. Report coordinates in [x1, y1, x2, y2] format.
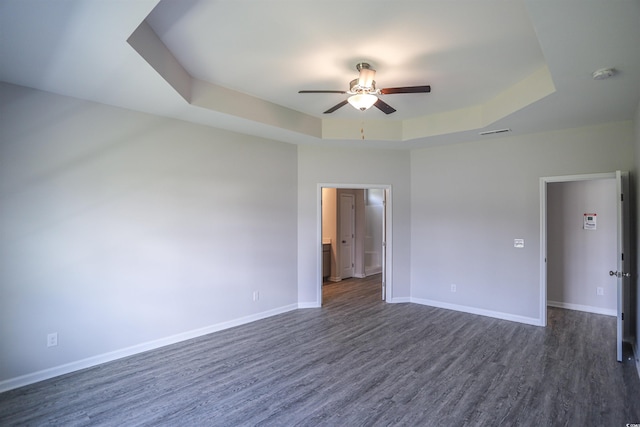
[479, 128, 511, 136]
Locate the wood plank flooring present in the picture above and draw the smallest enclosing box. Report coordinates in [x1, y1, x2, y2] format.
[1, 274, 639, 426]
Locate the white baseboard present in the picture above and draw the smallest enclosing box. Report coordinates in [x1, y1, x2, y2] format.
[298, 302, 321, 308]
[389, 297, 411, 303]
[353, 273, 366, 279]
[411, 297, 543, 326]
[547, 300, 616, 317]
[365, 267, 382, 276]
[0, 303, 298, 393]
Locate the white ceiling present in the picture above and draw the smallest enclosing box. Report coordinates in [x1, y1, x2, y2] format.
[146, 0, 544, 119]
[1, 0, 639, 149]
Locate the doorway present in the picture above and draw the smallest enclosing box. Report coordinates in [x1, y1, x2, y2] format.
[540, 171, 630, 361]
[318, 184, 391, 305]
[546, 178, 617, 316]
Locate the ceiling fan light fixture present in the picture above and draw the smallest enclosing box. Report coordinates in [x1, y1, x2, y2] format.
[299, 62, 430, 115]
[348, 93, 378, 111]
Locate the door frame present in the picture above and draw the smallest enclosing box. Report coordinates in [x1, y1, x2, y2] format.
[539, 172, 625, 344]
[317, 183, 392, 304]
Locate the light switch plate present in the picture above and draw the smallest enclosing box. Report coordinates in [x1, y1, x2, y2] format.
[514, 239, 525, 248]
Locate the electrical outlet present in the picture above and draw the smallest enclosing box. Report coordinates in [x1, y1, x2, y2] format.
[596, 287, 604, 296]
[451, 284, 457, 293]
[47, 333, 58, 347]
[253, 291, 260, 301]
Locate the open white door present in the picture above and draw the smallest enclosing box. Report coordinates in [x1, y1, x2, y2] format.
[381, 190, 387, 301]
[610, 170, 629, 362]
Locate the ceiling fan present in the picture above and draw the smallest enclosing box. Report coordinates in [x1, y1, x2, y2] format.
[298, 62, 431, 114]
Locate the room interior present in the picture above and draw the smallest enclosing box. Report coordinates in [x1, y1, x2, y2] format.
[321, 188, 384, 282]
[1, 0, 640, 414]
[546, 178, 618, 317]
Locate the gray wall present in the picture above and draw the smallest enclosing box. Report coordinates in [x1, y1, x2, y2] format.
[0, 83, 298, 384]
[547, 179, 617, 314]
[410, 122, 635, 323]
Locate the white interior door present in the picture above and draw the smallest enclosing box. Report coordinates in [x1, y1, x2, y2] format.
[340, 193, 355, 280]
[381, 190, 387, 300]
[611, 170, 629, 362]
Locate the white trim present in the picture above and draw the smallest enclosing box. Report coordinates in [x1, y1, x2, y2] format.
[539, 172, 617, 329]
[547, 300, 616, 317]
[411, 297, 543, 326]
[317, 183, 393, 305]
[540, 172, 615, 183]
[0, 304, 298, 393]
[365, 267, 382, 276]
[539, 177, 548, 327]
[298, 302, 320, 309]
[389, 297, 411, 304]
[383, 187, 392, 301]
[633, 340, 640, 380]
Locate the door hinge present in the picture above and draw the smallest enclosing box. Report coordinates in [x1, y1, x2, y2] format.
[622, 312, 624, 320]
[621, 193, 624, 202]
[622, 253, 624, 261]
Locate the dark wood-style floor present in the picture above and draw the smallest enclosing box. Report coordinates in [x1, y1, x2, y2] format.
[1, 274, 639, 426]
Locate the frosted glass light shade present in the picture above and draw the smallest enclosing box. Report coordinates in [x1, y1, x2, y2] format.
[358, 68, 376, 88]
[348, 94, 378, 111]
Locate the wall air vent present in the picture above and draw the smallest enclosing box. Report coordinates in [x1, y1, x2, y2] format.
[479, 128, 511, 136]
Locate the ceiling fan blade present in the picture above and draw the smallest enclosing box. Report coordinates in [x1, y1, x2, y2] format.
[324, 100, 349, 114]
[380, 85, 431, 95]
[299, 90, 347, 94]
[374, 99, 396, 114]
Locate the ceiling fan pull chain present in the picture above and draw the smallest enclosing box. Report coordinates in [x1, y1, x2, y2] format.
[361, 120, 365, 140]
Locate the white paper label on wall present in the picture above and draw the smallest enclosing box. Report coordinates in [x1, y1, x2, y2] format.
[584, 213, 597, 230]
[514, 239, 525, 248]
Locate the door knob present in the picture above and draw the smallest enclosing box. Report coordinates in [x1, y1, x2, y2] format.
[609, 270, 631, 278]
